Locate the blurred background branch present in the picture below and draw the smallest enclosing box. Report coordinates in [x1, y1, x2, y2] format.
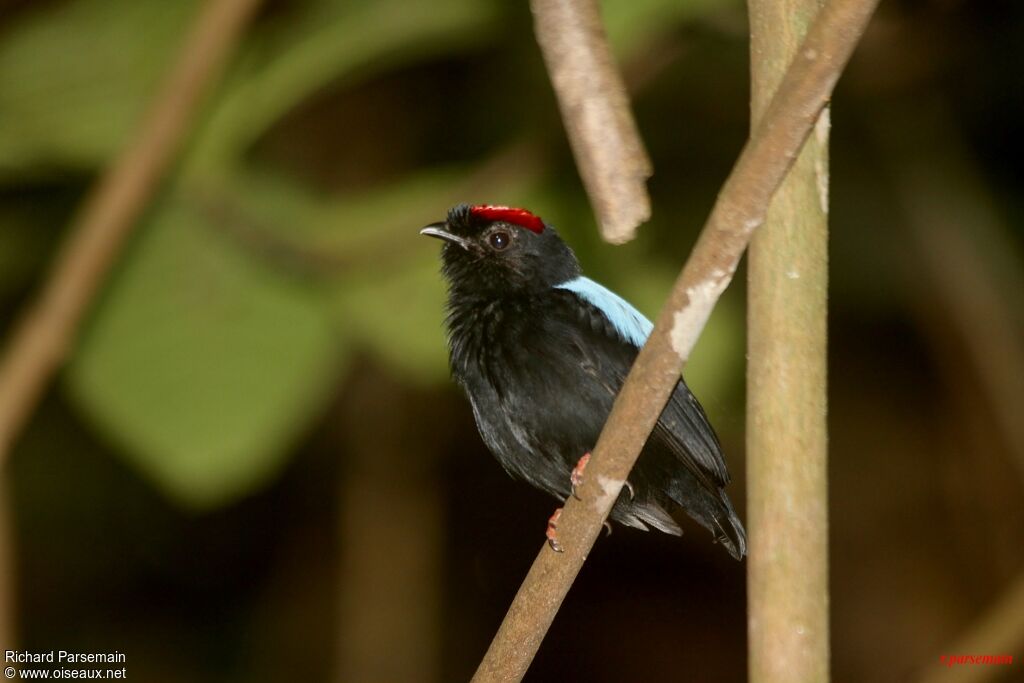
[472, 0, 877, 678]
[876, 105, 1024, 486]
[335, 367, 447, 683]
[0, 0, 262, 655]
[0, 0, 263, 462]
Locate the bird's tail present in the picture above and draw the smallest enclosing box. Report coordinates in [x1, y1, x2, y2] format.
[664, 476, 747, 560]
[712, 489, 747, 560]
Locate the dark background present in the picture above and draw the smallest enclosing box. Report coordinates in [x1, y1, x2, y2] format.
[1, 0, 1022, 681]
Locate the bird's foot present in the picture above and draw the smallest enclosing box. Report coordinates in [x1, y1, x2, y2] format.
[624, 480, 635, 500]
[546, 508, 564, 553]
[570, 452, 591, 500]
[603, 521, 613, 536]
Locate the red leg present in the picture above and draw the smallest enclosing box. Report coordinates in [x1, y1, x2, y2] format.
[546, 508, 564, 553]
[571, 452, 591, 500]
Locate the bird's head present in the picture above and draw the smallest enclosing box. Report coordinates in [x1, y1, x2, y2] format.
[421, 204, 580, 296]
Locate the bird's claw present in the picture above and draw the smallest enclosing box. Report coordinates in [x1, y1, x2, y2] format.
[571, 453, 634, 503]
[552, 453, 623, 550]
[546, 508, 564, 552]
[571, 452, 591, 500]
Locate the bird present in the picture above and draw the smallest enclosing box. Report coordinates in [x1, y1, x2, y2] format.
[421, 203, 746, 559]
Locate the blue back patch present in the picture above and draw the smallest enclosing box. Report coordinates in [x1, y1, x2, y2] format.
[554, 276, 653, 347]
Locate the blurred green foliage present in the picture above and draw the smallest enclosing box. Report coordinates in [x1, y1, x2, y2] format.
[0, 0, 744, 509]
[67, 194, 339, 507]
[0, 0, 198, 173]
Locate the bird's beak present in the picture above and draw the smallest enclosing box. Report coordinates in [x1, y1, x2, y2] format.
[420, 222, 472, 251]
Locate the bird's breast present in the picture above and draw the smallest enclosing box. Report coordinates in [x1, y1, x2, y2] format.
[445, 295, 545, 390]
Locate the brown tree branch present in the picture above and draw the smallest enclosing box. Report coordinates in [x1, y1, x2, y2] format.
[0, 0, 264, 464]
[531, 0, 653, 244]
[471, 0, 879, 679]
[746, 0, 831, 680]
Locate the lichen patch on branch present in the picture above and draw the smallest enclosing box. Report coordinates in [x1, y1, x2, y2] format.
[593, 474, 623, 514]
[814, 108, 831, 213]
[670, 271, 731, 361]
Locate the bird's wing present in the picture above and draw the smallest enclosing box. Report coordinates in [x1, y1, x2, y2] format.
[553, 277, 730, 490]
[554, 276, 652, 347]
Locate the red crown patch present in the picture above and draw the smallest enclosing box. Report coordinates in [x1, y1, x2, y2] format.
[470, 205, 545, 234]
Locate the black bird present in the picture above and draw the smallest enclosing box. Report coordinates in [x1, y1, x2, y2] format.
[422, 204, 746, 559]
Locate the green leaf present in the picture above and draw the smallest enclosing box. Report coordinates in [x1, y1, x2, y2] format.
[600, 0, 740, 55]
[66, 191, 339, 508]
[180, 163, 536, 386]
[0, 0, 200, 173]
[0, 0, 497, 176]
[334, 249, 451, 386]
[180, 0, 500, 171]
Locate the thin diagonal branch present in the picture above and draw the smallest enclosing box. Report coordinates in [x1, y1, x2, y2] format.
[531, 0, 652, 244]
[0, 0, 264, 464]
[471, 0, 880, 679]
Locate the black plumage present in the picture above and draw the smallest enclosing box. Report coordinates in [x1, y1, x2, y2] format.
[422, 204, 746, 559]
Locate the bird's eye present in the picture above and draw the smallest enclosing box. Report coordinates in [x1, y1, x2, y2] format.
[488, 230, 511, 251]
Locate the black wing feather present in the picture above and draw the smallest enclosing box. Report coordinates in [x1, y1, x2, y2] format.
[554, 290, 731, 492]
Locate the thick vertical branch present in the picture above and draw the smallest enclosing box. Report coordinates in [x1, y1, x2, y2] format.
[747, 0, 831, 681]
[471, 0, 878, 679]
[0, 0, 263, 464]
[531, 0, 652, 244]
